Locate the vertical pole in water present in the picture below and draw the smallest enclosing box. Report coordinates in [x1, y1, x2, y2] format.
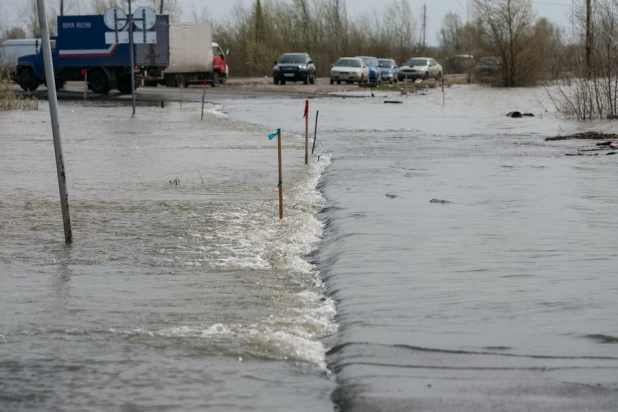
[180, 77, 183, 108]
[83, 70, 88, 101]
[442, 76, 445, 107]
[304, 100, 309, 165]
[37, 0, 72, 244]
[312, 110, 319, 155]
[278, 129, 284, 220]
[201, 79, 206, 120]
[128, 0, 136, 116]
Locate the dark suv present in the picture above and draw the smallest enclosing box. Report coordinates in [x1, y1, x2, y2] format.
[273, 53, 316, 85]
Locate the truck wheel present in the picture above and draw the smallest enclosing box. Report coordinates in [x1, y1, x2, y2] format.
[210, 72, 220, 88]
[89, 70, 110, 94]
[55, 79, 66, 91]
[117, 76, 133, 94]
[19, 68, 40, 92]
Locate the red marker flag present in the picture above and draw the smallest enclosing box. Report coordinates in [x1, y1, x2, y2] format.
[81, 69, 87, 76]
[303, 99, 309, 118]
[441, 76, 445, 93]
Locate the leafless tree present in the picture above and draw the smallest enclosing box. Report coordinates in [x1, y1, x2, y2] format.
[439, 12, 463, 53]
[3, 27, 27, 40]
[91, 0, 124, 15]
[474, 0, 534, 86]
[548, 0, 618, 119]
[26, 0, 58, 36]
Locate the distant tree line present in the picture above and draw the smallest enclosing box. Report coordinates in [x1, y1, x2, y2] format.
[211, 0, 419, 78]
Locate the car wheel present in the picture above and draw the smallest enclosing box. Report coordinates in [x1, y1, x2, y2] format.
[303, 74, 309, 85]
[336, 80, 341, 85]
[330, 78, 334, 85]
[310, 73, 316, 85]
[424, 72, 429, 80]
[281, 79, 286, 85]
[358, 74, 364, 85]
[436, 71, 442, 80]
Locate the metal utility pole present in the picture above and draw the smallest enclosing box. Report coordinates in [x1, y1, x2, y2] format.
[128, 0, 136, 116]
[60, 0, 64, 16]
[159, 0, 164, 14]
[421, 4, 427, 51]
[586, 0, 592, 77]
[37, 0, 73, 244]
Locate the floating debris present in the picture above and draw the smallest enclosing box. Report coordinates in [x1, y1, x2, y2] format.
[430, 198, 452, 204]
[546, 131, 618, 141]
[385, 193, 398, 198]
[506, 111, 534, 118]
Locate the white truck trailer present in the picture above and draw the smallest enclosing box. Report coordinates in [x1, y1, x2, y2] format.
[163, 23, 227, 88]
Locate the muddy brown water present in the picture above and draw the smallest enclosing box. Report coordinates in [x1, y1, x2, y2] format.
[1, 85, 617, 411]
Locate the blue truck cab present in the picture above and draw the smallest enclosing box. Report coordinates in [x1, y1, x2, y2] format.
[16, 14, 169, 94]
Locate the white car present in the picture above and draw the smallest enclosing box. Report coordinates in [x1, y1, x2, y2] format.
[398, 57, 442, 81]
[330, 57, 369, 85]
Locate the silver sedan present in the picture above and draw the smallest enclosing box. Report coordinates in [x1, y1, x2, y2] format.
[330, 57, 369, 84]
[398, 57, 442, 81]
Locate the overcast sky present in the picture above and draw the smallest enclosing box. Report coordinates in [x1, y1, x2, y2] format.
[0, 0, 575, 45]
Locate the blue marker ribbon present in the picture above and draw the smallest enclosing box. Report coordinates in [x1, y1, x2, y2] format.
[268, 128, 281, 140]
[277, 181, 283, 188]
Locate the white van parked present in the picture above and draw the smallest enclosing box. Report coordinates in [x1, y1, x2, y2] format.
[0, 39, 40, 78]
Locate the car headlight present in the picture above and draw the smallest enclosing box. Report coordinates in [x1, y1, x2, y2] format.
[299, 65, 307, 69]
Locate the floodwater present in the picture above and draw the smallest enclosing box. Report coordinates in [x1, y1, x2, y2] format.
[0, 102, 335, 411]
[1, 84, 617, 411]
[222, 85, 618, 411]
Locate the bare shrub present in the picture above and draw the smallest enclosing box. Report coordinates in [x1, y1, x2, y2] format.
[548, 0, 618, 120]
[0, 71, 38, 111]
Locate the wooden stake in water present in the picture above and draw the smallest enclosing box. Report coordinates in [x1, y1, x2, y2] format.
[304, 100, 309, 165]
[442, 76, 445, 107]
[278, 129, 284, 220]
[37, 0, 72, 244]
[312, 110, 319, 155]
[201, 79, 207, 120]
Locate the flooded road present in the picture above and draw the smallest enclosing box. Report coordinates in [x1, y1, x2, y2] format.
[222, 85, 618, 411]
[0, 103, 335, 411]
[1, 84, 617, 411]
